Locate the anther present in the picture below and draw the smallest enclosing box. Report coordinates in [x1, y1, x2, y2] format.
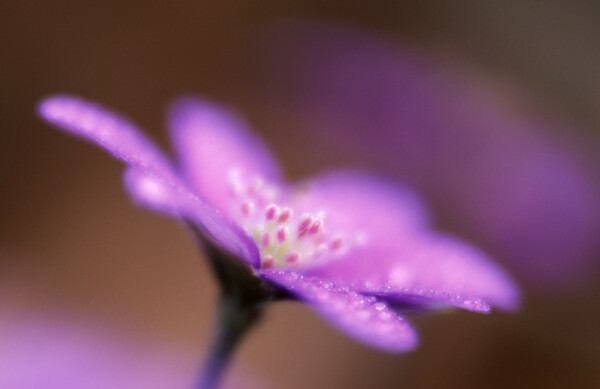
[278, 208, 291, 223]
[286, 253, 300, 264]
[262, 255, 275, 269]
[297, 214, 313, 238]
[261, 232, 271, 249]
[265, 204, 278, 221]
[308, 219, 322, 235]
[276, 226, 288, 243]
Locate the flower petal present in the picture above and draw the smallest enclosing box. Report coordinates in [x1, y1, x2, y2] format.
[38, 95, 261, 268]
[169, 97, 283, 217]
[293, 170, 429, 234]
[124, 168, 260, 268]
[292, 171, 518, 312]
[261, 270, 418, 352]
[310, 233, 519, 313]
[38, 95, 178, 185]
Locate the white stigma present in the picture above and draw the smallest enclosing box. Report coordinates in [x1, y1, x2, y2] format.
[228, 169, 364, 269]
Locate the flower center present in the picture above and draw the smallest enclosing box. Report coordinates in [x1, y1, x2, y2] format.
[228, 169, 361, 270]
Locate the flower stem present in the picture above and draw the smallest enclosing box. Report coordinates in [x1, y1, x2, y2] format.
[196, 294, 264, 389]
[188, 230, 277, 389]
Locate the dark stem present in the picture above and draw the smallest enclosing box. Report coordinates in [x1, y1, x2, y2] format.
[187, 224, 279, 389]
[195, 294, 264, 389]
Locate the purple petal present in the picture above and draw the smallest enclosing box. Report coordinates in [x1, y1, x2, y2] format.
[261, 270, 418, 352]
[124, 168, 260, 268]
[0, 314, 269, 389]
[169, 97, 283, 217]
[38, 95, 178, 185]
[0, 315, 192, 389]
[38, 95, 260, 267]
[310, 233, 519, 313]
[293, 169, 430, 236]
[291, 171, 518, 312]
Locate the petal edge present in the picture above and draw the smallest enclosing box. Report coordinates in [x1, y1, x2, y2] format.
[38, 95, 177, 183]
[262, 270, 418, 352]
[168, 97, 284, 217]
[124, 168, 261, 268]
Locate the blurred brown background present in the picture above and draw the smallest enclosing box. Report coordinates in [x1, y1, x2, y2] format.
[1, 1, 599, 388]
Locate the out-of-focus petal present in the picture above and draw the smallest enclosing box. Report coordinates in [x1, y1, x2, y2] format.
[0, 316, 190, 389]
[310, 233, 519, 313]
[168, 97, 283, 217]
[0, 314, 268, 389]
[261, 270, 418, 352]
[291, 169, 429, 235]
[124, 168, 260, 268]
[291, 171, 518, 312]
[38, 95, 261, 268]
[38, 95, 179, 186]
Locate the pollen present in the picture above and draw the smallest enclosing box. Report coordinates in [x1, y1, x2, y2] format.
[228, 170, 364, 269]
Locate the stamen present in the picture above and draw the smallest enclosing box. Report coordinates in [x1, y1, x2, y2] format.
[262, 255, 275, 269]
[286, 253, 300, 264]
[308, 219, 322, 235]
[228, 171, 365, 270]
[265, 204, 278, 221]
[261, 232, 271, 249]
[278, 208, 291, 223]
[297, 214, 313, 238]
[276, 226, 288, 243]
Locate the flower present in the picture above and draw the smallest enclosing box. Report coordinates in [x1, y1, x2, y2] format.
[38, 94, 519, 352]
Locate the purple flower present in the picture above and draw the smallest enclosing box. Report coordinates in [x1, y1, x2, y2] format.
[38, 94, 518, 352]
